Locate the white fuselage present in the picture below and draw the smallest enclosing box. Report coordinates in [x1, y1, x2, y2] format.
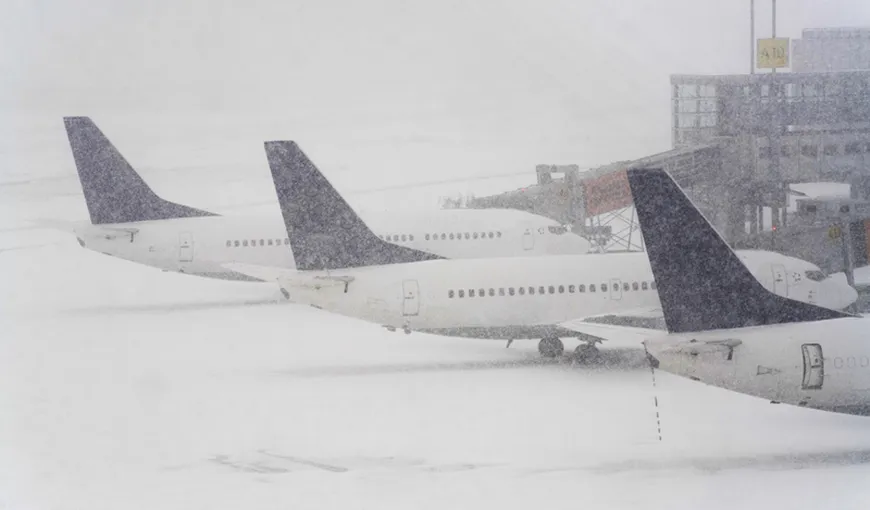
[271, 250, 856, 339]
[73, 209, 591, 280]
[644, 317, 870, 416]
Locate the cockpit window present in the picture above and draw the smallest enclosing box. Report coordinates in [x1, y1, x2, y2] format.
[805, 270, 827, 282]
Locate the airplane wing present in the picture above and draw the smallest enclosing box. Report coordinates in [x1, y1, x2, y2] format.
[30, 218, 139, 241]
[558, 319, 661, 345]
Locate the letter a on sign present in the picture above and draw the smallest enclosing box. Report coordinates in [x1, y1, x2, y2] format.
[757, 38, 790, 69]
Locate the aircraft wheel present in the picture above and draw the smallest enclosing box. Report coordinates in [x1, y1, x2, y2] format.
[538, 337, 564, 358]
[573, 343, 601, 364]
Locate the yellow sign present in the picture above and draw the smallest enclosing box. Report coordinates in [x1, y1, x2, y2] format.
[757, 38, 790, 69]
[829, 225, 842, 240]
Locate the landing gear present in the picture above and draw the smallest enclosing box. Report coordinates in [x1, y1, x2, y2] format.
[538, 337, 565, 358]
[572, 343, 601, 364]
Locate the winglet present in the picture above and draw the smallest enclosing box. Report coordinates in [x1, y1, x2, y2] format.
[63, 117, 218, 224]
[626, 168, 852, 333]
[264, 141, 443, 270]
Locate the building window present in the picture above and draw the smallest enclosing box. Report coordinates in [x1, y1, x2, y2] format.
[846, 142, 863, 155]
[801, 144, 818, 158]
[448, 290, 455, 298]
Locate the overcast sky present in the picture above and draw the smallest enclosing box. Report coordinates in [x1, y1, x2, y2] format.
[2, 0, 869, 198]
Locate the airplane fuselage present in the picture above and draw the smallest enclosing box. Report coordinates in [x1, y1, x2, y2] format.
[273, 251, 855, 339]
[645, 318, 870, 416]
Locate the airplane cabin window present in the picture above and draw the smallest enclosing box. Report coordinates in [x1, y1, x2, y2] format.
[601, 283, 607, 292]
[632, 282, 639, 290]
[226, 240, 231, 247]
[479, 288, 485, 297]
[243, 240, 249, 246]
[538, 286, 545, 294]
[549, 286, 555, 294]
[425, 234, 430, 240]
[518, 287, 525, 295]
[469, 289, 475, 297]
[508, 287, 514, 296]
[251, 240, 256, 246]
[589, 284, 595, 292]
[448, 290, 455, 298]
[623, 282, 629, 291]
[260, 240, 265, 246]
[464, 233, 470, 239]
[441, 234, 446, 240]
[473, 232, 479, 239]
[498, 288, 505, 296]
[458, 290, 465, 298]
[401, 235, 407, 241]
[488, 232, 494, 238]
[409, 235, 414, 241]
[268, 239, 274, 246]
[528, 286, 535, 295]
[234, 240, 240, 247]
[489, 288, 495, 296]
[651, 282, 657, 290]
[568, 285, 575, 293]
[642, 282, 648, 290]
[558, 285, 564, 293]
[578, 284, 585, 293]
[449, 233, 455, 240]
[284, 238, 290, 245]
[496, 232, 502, 238]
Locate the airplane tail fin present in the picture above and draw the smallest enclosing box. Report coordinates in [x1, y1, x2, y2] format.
[626, 168, 852, 333]
[263, 141, 443, 270]
[63, 117, 218, 224]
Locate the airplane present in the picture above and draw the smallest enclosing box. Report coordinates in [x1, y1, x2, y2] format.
[225, 141, 858, 360]
[57, 117, 593, 282]
[561, 168, 870, 417]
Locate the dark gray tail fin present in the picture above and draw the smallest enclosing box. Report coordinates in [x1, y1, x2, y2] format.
[63, 117, 218, 224]
[264, 141, 443, 270]
[626, 168, 852, 333]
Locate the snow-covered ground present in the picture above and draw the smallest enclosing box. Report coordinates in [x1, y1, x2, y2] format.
[3, 120, 870, 510]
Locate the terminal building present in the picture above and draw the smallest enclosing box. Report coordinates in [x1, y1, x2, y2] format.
[465, 27, 870, 273]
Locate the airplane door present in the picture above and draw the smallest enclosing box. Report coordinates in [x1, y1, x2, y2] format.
[771, 263, 788, 297]
[522, 229, 534, 250]
[609, 278, 622, 300]
[402, 280, 420, 316]
[179, 232, 194, 262]
[801, 343, 824, 390]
